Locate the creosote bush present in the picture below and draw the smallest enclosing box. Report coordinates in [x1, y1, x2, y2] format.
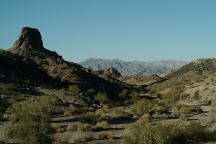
[96, 121, 110, 130]
[124, 119, 216, 144]
[132, 100, 153, 116]
[111, 108, 131, 120]
[123, 119, 169, 144]
[6, 96, 56, 144]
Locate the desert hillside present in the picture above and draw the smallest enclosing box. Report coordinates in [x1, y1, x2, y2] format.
[0, 28, 216, 144]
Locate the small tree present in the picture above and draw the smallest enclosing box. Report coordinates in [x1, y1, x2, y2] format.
[6, 97, 55, 144]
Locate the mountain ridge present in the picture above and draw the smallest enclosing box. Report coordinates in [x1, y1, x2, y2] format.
[3, 27, 125, 96]
[80, 58, 188, 76]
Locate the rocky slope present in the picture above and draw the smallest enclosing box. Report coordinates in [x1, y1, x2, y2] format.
[119, 74, 163, 85]
[98, 67, 121, 78]
[0, 49, 61, 87]
[4, 27, 124, 96]
[149, 58, 216, 102]
[80, 58, 187, 76]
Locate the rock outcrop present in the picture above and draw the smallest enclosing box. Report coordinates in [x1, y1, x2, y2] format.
[100, 67, 121, 78]
[6, 27, 124, 96]
[8, 27, 61, 59]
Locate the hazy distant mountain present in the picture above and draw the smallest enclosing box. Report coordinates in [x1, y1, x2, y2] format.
[80, 58, 188, 76]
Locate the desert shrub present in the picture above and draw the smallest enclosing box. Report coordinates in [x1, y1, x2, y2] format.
[68, 105, 77, 112]
[171, 106, 180, 118]
[179, 114, 189, 121]
[95, 92, 110, 104]
[179, 106, 191, 114]
[79, 123, 93, 131]
[148, 83, 166, 94]
[98, 133, 110, 140]
[95, 108, 106, 116]
[68, 85, 80, 94]
[179, 106, 202, 115]
[124, 119, 215, 144]
[0, 124, 11, 143]
[162, 121, 216, 143]
[66, 123, 79, 131]
[81, 112, 98, 123]
[70, 131, 94, 143]
[193, 90, 200, 100]
[123, 119, 170, 144]
[6, 97, 54, 144]
[162, 86, 184, 106]
[111, 108, 131, 120]
[96, 121, 110, 130]
[95, 108, 111, 121]
[64, 110, 72, 117]
[98, 132, 114, 140]
[118, 89, 131, 101]
[56, 126, 66, 133]
[132, 100, 153, 116]
[51, 123, 61, 133]
[40, 96, 58, 114]
[131, 91, 141, 103]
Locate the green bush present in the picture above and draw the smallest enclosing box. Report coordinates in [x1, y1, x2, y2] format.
[162, 121, 216, 143]
[96, 121, 110, 130]
[122, 119, 170, 144]
[6, 97, 55, 144]
[111, 108, 131, 120]
[132, 100, 153, 116]
[123, 119, 216, 144]
[162, 86, 184, 106]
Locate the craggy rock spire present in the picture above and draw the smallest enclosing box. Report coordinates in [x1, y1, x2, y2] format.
[8, 27, 45, 56]
[8, 27, 62, 60]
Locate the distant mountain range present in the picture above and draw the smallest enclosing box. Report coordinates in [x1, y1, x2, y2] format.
[80, 58, 188, 76]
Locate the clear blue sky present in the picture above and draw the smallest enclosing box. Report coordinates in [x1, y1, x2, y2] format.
[1, 0, 216, 62]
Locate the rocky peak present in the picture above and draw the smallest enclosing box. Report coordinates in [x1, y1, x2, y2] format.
[8, 27, 63, 61]
[8, 27, 45, 56]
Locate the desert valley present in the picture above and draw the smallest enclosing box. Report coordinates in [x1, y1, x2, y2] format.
[0, 27, 216, 144]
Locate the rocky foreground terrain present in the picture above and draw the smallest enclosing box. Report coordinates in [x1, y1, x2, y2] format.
[0, 27, 216, 144]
